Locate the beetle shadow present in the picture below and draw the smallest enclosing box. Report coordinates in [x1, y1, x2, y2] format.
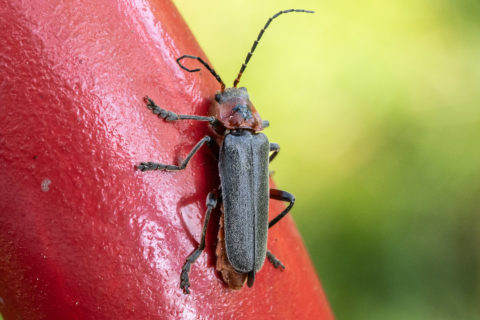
[176, 193, 221, 269]
[170, 142, 188, 167]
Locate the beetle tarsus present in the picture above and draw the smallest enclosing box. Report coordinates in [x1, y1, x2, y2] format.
[144, 96, 179, 121]
[180, 263, 192, 294]
[267, 250, 285, 270]
[136, 162, 171, 171]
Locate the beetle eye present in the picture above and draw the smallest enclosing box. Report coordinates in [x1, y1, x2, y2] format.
[215, 93, 222, 102]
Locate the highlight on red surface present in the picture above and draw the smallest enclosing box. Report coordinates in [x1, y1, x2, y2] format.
[0, 1, 334, 319]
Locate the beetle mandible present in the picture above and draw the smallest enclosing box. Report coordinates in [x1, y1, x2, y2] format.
[138, 9, 314, 294]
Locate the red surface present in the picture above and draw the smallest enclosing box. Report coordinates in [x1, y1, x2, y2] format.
[0, 0, 334, 319]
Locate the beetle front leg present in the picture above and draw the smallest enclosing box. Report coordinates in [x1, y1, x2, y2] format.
[268, 189, 295, 228]
[180, 192, 218, 294]
[144, 96, 215, 123]
[137, 136, 212, 172]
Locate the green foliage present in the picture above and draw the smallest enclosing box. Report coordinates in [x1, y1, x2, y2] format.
[174, 1, 480, 318]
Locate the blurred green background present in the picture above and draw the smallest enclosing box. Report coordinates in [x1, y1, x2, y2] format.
[172, 0, 480, 319]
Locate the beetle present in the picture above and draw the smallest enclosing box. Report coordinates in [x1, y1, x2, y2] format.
[137, 9, 314, 294]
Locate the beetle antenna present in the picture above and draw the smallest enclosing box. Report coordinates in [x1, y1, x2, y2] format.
[177, 55, 226, 92]
[233, 9, 314, 88]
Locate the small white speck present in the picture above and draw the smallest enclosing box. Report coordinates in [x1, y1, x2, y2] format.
[41, 179, 51, 192]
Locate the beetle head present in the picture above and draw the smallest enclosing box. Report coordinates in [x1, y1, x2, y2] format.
[211, 87, 263, 131]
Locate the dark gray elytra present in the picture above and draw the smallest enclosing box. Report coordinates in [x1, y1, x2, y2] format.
[219, 131, 270, 273]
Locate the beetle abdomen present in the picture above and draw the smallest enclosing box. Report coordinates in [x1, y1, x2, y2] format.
[218, 131, 269, 273]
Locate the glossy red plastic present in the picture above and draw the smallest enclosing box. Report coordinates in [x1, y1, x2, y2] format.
[0, 1, 334, 319]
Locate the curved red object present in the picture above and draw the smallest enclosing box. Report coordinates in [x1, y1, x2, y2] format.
[0, 1, 334, 319]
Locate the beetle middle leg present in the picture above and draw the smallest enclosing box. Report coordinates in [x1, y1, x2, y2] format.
[180, 192, 218, 294]
[137, 135, 213, 171]
[269, 142, 280, 163]
[268, 189, 295, 228]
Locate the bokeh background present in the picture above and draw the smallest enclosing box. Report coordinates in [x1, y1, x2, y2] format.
[172, 0, 480, 319]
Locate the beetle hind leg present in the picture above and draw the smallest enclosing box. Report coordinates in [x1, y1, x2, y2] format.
[180, 192, 217, 294]
[266, 250, 285, 270]
[264, 189, 294, 271]
[247, 270, 256, 287]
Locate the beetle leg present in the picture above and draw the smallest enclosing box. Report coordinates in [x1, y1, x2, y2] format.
[247, 270, 256, 287]
[269, 143, 280, 163]
[206, 136, 220, 161]
[266, 189, 293, 271]
[144, 96, 215, 123]
[266, 250, 285, 270]
[137, 136, 212, 171]
[180, 192, 218, 294]
[262, 120, 270, 129]
[268, 189, 295, 228]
